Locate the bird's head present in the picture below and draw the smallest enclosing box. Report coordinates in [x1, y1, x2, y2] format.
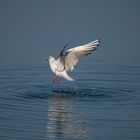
[47, 56, 55, 63]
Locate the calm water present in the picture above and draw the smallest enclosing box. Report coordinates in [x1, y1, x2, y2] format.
[0, 60, 140, 140]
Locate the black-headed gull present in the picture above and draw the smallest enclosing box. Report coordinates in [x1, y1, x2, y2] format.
[48, 39, 100, 84]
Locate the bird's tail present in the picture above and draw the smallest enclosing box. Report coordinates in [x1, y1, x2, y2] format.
[62, 71, 74, 81]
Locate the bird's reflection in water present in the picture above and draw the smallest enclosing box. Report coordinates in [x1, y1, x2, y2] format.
[46, 93, 89, 140]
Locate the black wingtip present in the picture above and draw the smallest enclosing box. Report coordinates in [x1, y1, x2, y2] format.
[97, 37, 100, 43]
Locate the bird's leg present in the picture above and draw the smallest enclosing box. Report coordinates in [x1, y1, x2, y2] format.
[52, 76, 61, 84]
[52, 76, 57, 84]
[56, 76, 61, 84]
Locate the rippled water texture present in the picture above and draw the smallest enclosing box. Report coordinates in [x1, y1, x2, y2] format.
[0, 60, 140, 140]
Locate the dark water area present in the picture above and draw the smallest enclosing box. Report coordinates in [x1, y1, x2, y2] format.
[0, 60, 140, 140]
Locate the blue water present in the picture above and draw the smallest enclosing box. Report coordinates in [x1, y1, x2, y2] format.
[0, 60, 140, 140]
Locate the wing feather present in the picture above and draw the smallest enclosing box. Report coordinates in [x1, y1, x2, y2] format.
[64, 39, 100, 71]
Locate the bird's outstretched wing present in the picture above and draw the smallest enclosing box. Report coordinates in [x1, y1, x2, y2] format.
[64, 39, 100, 71]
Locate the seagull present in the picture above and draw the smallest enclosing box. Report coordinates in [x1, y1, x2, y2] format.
[48, 39, 100, 84]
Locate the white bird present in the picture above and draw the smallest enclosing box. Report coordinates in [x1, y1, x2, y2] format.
[48, 39, 100, 84]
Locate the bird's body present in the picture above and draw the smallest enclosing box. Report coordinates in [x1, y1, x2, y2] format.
[48, 39, 100, 84]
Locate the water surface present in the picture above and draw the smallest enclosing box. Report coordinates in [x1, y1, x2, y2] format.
[0, 60, 140, 140]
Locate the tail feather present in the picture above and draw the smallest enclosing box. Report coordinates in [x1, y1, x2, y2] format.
[62, 71, 74, 81]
